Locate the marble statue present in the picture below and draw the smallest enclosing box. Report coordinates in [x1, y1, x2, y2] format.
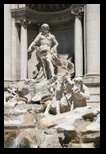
[4, 23, 90, 115]
[43, 76, 90, 116]
[71, 77, 90, 108]
[28, 23, 62, 81]
[43, 76, 75, 116]
[5, 84, 28, 105]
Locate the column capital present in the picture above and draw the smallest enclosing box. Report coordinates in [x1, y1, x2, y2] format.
[14, 19, 20, 31]
[21, 19, 31, 28]
[15, 18, 31, 29]
[71, 7, 84, 18]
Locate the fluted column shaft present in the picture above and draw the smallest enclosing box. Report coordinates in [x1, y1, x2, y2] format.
[86, 4, 100, 76]
[20, 24, 28, 80]
[4, 4, 12, 81]
[74, 15, 83, 77]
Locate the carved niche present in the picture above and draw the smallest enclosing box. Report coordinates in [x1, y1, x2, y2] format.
[26, 4, 72, 12]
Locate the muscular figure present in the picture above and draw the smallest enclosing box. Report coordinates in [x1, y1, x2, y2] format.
[71, 77, 90, 108]
[28, 23, 61, 79]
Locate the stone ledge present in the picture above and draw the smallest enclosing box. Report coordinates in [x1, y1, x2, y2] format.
[83, 77, 100, 86]
[4, 124, 37, 129]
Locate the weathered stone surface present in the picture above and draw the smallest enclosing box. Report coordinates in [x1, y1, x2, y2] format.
[4, 128, 45, 148]
[86, 114, 100, 132]
[39, 106, 99, 128]
[4, 4, 100, 148]
[38, 134, 62, 148]
[82, 132, 100, 143]
[71, 143, 95, 148]
[14, 104, 45, 114]
[4, 103, 100, 148]
[4, 129, 18, 148]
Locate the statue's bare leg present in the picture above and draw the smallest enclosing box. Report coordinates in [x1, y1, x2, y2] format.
[46, 57, 55, 77]
[41, 57, 47, 78]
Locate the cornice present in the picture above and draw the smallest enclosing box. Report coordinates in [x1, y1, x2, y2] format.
[11, 7, 74, 24]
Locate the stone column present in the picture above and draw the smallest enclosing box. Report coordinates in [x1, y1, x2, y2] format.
[11, 19, 20, 81]
[4, 4, 12, 81]
[74, 10, 83, 77]
[83, 5, 87, 75]
[86, 4, 100, 76]
[20, 20, 28, 80]
[11, 18, 17, 81]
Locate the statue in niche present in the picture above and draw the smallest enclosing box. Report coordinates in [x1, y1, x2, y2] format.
[28, 23, 74, 82]
[28, 23, 62, 81]
[5, 23, 90, 114]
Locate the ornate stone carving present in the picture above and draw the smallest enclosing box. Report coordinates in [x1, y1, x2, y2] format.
[21, 18, 31, 25]
[11, 4, 85, 28]
[71, 4, 84, 17]
[4, 22, 90, 117]
[28, 23, 74, 81]
[26, 4, 72, 12]
[11, 6, 74, 24]
[43, 76, 90, 116]
[43, 75, 74, 116]
[71, 77, 90, 108]
[15, 18, 31, 29]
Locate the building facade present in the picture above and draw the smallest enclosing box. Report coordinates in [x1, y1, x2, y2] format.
[4, 4, 100, 103]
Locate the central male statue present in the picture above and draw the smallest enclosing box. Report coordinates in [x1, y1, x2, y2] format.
[28, 23, 61, 80]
